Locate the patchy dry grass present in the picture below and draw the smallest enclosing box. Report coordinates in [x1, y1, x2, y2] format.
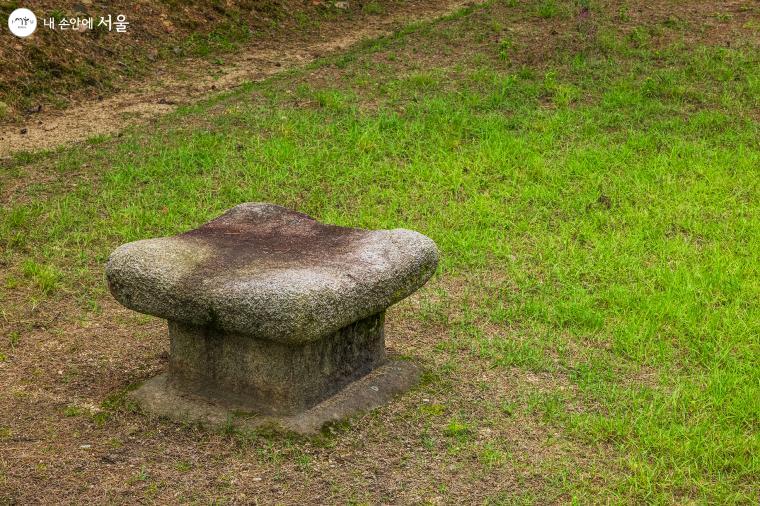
[1, 0, 759, 503]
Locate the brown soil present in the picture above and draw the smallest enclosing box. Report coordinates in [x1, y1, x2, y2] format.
[0, 0, 485, 158]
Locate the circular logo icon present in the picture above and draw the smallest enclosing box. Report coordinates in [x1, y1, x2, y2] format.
[8, 8, 37, 38]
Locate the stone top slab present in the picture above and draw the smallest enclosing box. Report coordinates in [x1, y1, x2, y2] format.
[106, 203, 438, 344]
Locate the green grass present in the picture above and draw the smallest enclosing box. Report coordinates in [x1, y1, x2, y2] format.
[1, 1, 758, 503]
[180, 18, 254, 57]
[362, 1, 385, 15]
[536, 0, 562, 19]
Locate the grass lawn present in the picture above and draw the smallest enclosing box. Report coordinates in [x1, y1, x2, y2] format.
[1, 0, 758, 503]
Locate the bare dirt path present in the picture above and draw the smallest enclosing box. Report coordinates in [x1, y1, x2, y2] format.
[0, 0, 482, 158]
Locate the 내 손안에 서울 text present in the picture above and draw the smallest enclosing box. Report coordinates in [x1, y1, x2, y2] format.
[7, 7, 129, 37]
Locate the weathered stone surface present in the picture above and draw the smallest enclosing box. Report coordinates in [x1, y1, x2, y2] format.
[167, 313, 386, 416]
[106, 203, 438, 344]
[131, 360, 421, 434]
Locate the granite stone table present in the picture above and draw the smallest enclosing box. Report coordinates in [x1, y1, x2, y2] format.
[106, 203, 438, 433]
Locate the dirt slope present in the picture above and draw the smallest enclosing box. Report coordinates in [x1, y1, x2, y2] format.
[0, 0, 483, 157]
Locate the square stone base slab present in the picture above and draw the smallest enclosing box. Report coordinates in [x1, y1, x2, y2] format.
[129, 360, 420, 435]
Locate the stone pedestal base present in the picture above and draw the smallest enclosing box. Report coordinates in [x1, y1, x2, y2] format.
[129, 311, 420, 432]
[130, 360, 419, 434]
[166, 312, 386, 416]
